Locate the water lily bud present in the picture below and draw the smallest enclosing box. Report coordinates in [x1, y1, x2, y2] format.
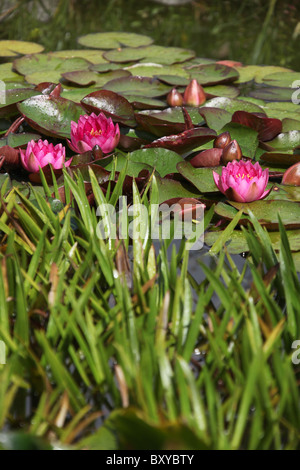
[183, 79, 206, 106]
[282, 162, 300, 186]
[222, 139, 242, 163]
[167, 88, 183, 107]
[213, 131, 231, 149]
[92, 145, 103, 160]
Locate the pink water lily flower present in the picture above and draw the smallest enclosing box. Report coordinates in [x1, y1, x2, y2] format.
[69, 112, 120, 154]
[20, 139, 70, 173]
[213, 160, 269, 202]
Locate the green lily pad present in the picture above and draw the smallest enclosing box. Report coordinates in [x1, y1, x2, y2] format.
[198, 107, 232, 131]
[0, 40, 44, 57]
[144, 107, 204, 125]
[282, 118, 300, 132]
[0, 63, 22, 82]
[204, 85, 240, 99]
[51, 49, 108, 64]
[176, 161, 220, 193]
[249, 86, 294, 102]
[78, 32, 153, 49]
[201, 97, 264, 115]
[267, 131, 300, 151]
[104, 45, 195, 65]
[0, 88, 39, 110]
[0, 133, 41, 148]
[262, 72, 300, 88]
[229, 200, 300, 228]
[156, 75, 189, 86]
[124, 63, 189, 79]
[156, 176, 202, 204]
[205, 229, 300, 254]
[14, 54, 91, 78]
[61, 87, 102, 103]
[18, 95, 85, 138]
[236, 65, 292, 84]
[61, 69, 131, 87]
[102, 76, 172, 98]
[129, 148, 184, 177]
[187, 64, 239, 86]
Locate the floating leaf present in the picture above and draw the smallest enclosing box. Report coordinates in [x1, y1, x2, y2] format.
[260, 151, 300, 166]
[51, 49, 107, 64]
[0, 132, 40, 148]
[204, 85, 240, 99]
[231, 110, 282, 141]
[18, 95, 85, 138]
[104, 45, 195, 65]
[202, 97, 264, 115]
[78, 32, 153, 49]
[177, 161, 220, 192]
[199, 107, 232, 131]
[236, 65, 292, 84]
[262, 72, 300, 88]
[220, 122, 258, 159]
[14, 54, 91, 77]
[156, 176, 201, 204]
[100, 76, 171, 98]
[81, 90, 136, 127]
[249, 87, 293, 102]
[144, 127, 216, 154]
[62, 69, 131, 87]
[266, 131, 300, 151]
[0, 40, 44, 57]
[129, 148, 184, 177]
[187, 63, 239, 85]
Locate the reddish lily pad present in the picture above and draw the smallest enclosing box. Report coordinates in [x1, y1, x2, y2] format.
[260, 152, 300, 166]
[18, 95, 85, 138]
[81, 90, 136, 127]
[187, 64, 239, 86]
[135, 112, 186, 137]
[144, 127, 216, 154]
[190, 148, 223, 168]
[231, 110, 282, 141]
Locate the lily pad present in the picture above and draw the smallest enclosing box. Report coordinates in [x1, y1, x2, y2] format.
[156, 176, 202, 204]
[18, 95, 85, 138]
[0, 132, 41, 148]
[0, 40, 44, 57]
[102, 76, 172, 98]
[203, 85, 240, 99]
[249, 86, 294, 102]
[198, 107, 232, 131]
[144, 127, 216, 154]
[104, 45, 195, 65]
[124, 63, 189, 79]
[78, 32, 153, 49]
[228, 200, 300, 229]
[129, 148, 184, 177]
[201, 97, 264, 115]
[231, 110, 282, 141]
[176, 161, 220, 192]
[266, 131, 300, 151]
[13, 54, 91, 78]
[187, 64, 239, 86]
[260, 151, 300, 166]
[62, 69, 131, 87]
[205, 229, 300, 254]
[262, 72, 300, 88]
[81, 90, 136, 127]
[51, 49, 108, 64]
[236, 65, 292, 84]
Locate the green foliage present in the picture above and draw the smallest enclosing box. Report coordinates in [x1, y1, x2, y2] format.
[0, 171, 299, 450]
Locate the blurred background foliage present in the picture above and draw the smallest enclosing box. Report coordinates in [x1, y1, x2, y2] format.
[0, 0, 299, 69]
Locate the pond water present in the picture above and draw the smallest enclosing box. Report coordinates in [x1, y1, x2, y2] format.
[1, 0, 299, 70]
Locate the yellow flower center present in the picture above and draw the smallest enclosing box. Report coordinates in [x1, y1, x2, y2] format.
[235, 173, 253, 180]
[90, 128, 102, 137]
